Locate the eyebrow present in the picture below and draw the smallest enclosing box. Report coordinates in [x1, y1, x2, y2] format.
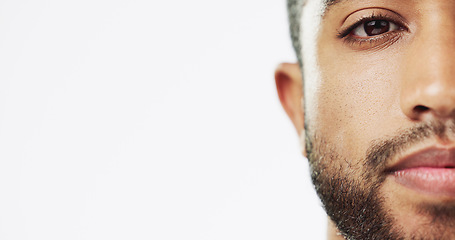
[323, 0, 346, 13]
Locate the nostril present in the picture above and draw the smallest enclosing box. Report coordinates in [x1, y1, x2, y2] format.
[413, 105, 430, 115]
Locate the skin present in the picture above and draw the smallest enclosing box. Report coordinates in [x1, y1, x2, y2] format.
[276, 0, 455, 239]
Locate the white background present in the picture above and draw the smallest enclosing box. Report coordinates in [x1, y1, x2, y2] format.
[0, 0, 326, 239]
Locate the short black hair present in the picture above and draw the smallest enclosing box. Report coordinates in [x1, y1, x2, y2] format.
[287, 0, 305, 64]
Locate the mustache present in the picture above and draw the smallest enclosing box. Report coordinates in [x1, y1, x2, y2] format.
[366, 120, 455, 171]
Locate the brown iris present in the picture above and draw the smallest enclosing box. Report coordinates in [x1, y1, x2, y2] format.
[364, 20, 390, 36]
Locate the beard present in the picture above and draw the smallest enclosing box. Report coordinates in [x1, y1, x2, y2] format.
[306, 120, 455, 240]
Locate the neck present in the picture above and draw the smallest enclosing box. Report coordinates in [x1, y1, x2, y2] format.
[327, 218, 346, 240]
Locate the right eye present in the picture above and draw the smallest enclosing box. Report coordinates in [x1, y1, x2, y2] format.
[351, 20, 400, 37]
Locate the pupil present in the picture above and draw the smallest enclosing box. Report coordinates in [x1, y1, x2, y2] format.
[364, 20, 390, 36]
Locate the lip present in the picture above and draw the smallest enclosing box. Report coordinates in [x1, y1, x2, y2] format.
[387, 147, 455, 197]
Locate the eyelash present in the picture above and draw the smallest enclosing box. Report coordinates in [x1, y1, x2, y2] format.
[337, 13, 408, 47]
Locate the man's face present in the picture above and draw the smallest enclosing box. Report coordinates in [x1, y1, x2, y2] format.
[277, 0, 455, 239]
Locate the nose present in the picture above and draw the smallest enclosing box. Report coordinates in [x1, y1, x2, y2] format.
[400, 16, 455, 121]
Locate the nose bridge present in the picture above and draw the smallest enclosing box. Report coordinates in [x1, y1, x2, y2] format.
[400, 11, 455, 120]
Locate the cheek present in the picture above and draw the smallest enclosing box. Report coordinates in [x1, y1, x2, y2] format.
[312, 48, 404, 159]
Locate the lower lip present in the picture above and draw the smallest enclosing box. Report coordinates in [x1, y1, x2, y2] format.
[393, 168, 455, 197]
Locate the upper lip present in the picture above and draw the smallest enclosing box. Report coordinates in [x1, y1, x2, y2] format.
[387, 147, 455, 172]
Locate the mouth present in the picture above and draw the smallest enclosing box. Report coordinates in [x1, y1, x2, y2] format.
[387, 147, 455, 198]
